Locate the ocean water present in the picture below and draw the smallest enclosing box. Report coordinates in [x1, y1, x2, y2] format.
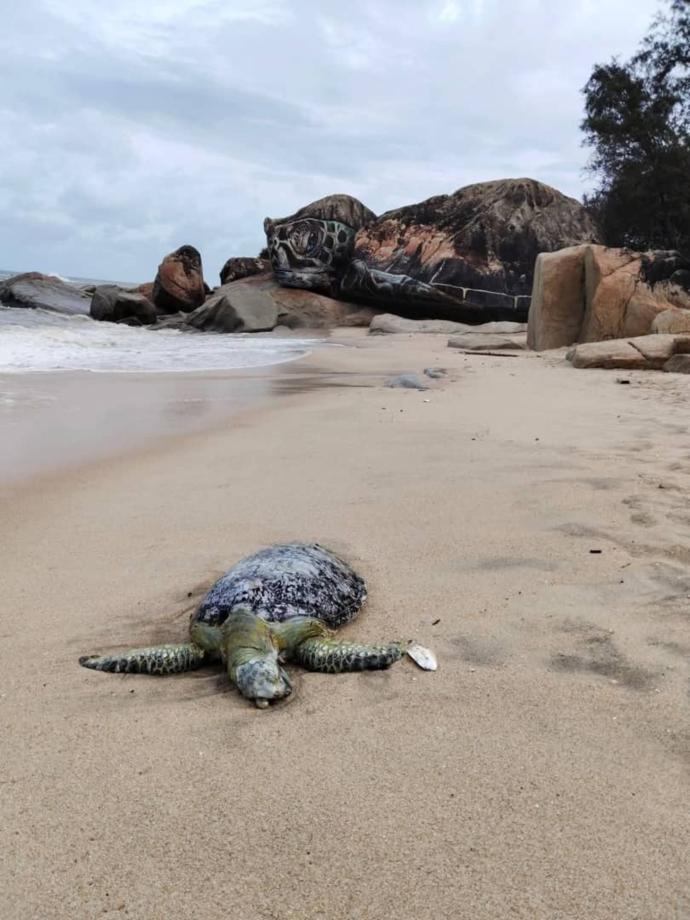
[0, 271, 316, 373]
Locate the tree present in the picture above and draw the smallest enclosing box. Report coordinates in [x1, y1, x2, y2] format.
[582, 0, 690, 253]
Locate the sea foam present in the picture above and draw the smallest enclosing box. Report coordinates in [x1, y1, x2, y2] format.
[0, 308, 316, 373]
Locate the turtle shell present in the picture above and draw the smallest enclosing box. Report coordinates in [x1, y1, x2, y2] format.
[195, 543, 367, 629]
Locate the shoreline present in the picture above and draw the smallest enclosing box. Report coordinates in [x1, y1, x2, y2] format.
[0, 335, 335, 489]
[2, 331, 689, 918]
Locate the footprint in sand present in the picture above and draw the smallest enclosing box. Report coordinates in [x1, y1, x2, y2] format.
[550, 621, 660, 692]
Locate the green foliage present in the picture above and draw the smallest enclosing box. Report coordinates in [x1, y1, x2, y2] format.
[582, 0, 690, 252]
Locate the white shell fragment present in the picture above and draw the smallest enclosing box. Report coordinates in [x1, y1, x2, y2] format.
[406, 643, 438, 671]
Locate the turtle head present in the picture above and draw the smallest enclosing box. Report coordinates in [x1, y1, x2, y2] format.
[222, 607, 293, 707]
[234, 655, 293, 707]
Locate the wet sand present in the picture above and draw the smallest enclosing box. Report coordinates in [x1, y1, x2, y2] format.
[2, 330, 689, 919]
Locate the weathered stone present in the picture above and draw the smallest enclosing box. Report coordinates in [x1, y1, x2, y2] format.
[90, 285, 158, 325]
[135, 282, 155, 302]
[0, 272, 91, 315]
[369, 313, 527, 336]
[527, 245, 588, 350]
[448, 332, 527, 351]
[579, 247, 674, 341]
[651, 308, 690, 334]
[264, 179, 597, 322]
[269, 194, 376, 230]
[219, 257, 270, 286]
[264, 194, 375, 296]
[342, 178, 598, 321]
[152, 245, 206, 313]
[567, 334, 690, 369]
[198, 273, 374, 329]
[664, 354, 690, 373]
[186, 283, 278, 333]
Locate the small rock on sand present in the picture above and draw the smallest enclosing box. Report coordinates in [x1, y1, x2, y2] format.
[385, 374, 429, 391]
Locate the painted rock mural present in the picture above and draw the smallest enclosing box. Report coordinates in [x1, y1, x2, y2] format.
[264, 178, 599, 321]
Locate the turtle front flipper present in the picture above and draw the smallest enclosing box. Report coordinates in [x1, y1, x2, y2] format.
[79, 643, 206, 676]
[294, 637, 405, 673]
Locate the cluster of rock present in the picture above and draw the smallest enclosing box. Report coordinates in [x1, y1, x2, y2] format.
[528, 245, 690, 349]
[263, 179, 597, 322]
[4, 175, 689, 375]
[526, 244, 690, 370]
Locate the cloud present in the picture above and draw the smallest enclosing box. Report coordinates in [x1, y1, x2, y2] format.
[0, 0, 659, 281]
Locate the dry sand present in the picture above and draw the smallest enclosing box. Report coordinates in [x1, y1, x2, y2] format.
[2, 329, 689, 919]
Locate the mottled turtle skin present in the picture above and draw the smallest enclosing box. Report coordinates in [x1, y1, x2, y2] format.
[80, 543, 403, 707]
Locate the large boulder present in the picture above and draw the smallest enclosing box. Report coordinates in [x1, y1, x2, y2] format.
[0, 272, 91, 315]
[152, 245, 206, 313]
[340, 178, 598, 321]
[186, 282, 278, 333]
[219, 256, 270, 286]
[185, 274, 375, 333]
[527, 245, 588, 349]
[90, 285, 158, 325]
[188, 274, 374, 331]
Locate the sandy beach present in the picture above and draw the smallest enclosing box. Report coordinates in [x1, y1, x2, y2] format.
[2, 329, 689, 919]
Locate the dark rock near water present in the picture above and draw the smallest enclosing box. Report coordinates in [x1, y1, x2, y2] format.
[152, 245, 206, 313]
[188, 273, 374, 332]
[90, 285, 158, 325]
[219, 256, 270, 286]
[0, 272, 91, 315]
[186, 281, 278, 333]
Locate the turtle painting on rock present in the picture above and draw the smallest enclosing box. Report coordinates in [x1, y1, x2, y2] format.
[80, 543, 432, 708]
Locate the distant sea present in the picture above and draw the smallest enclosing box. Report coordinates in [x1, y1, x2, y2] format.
[0, 270, 316, 373]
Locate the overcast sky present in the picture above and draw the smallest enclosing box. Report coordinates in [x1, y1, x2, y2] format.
[1, 0, 659, 282]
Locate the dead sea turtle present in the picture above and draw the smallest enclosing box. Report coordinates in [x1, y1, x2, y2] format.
[80, 542, 425, 708]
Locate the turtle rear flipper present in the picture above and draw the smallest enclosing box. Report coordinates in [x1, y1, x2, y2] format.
[79, 643, 206, 676]
[295, 638, 404, 673]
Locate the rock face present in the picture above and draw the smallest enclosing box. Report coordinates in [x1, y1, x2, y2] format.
[342, 178, 597, 321]
[527, 245, 588, 349]
[185, 273, 375, 333]
[152, 245, 206, 313]
[219, 257, 270, 286]
[0, 272, 91, 315]
[186, 281, 278, 333]
[567, 334, 690, 370]
[528, 246, 690, 350]
[263, 194, 375, 297]
[264, 180, 596, 322]
[90, 286, 158, 325]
